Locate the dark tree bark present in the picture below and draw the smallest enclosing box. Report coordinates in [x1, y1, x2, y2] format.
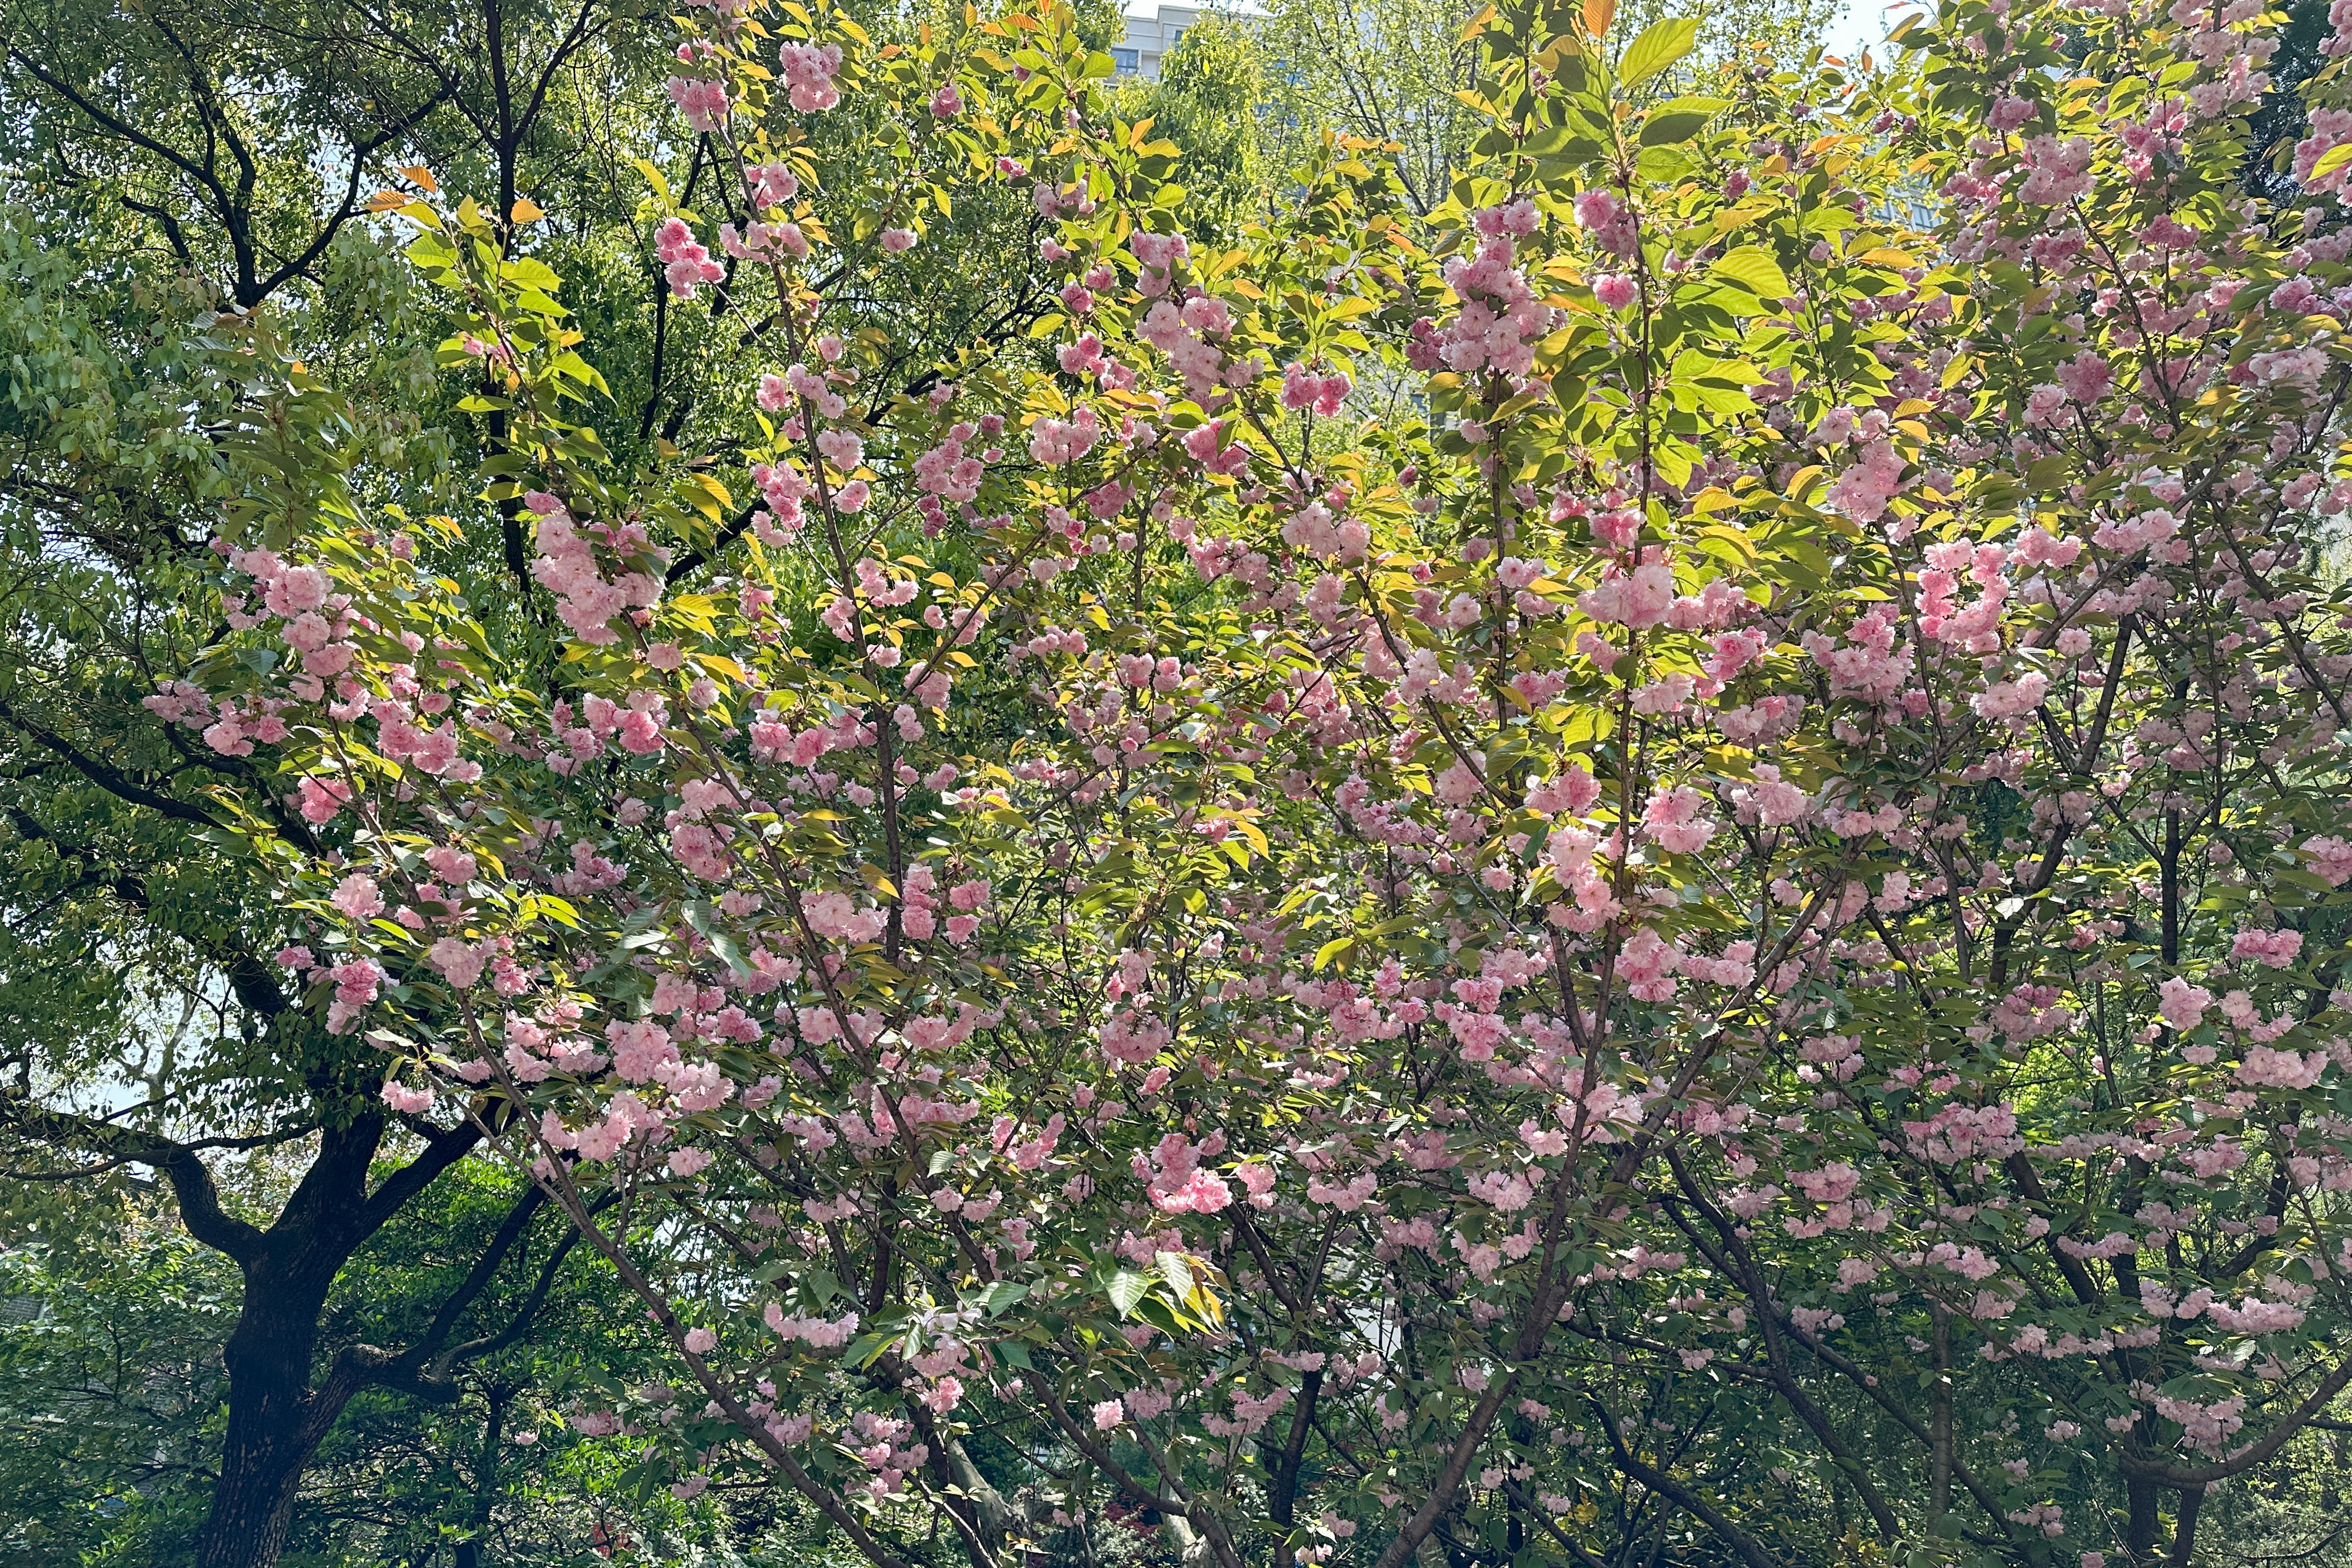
[175, 1115, 485, 1568]
[5, 22, 445, 311]
[0, 1097, 494, 1568]
[452, 1382, 513, 1568]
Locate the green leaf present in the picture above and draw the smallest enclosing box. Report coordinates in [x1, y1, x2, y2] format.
[517, 893, 581, 929]
[1638, 110, 1710, 146]
[1635, 143, 1697, 183]
[1651, 441, 1697, 487]
[707, 930, 751, 975]
[1639, 96, 1727, 146]
[1772, 537, 1835, 584]
[1709, 245, 1791, 301]
[1313, 935, 1357, 972]
[1132, 1294, 1194, 1337]
[1106, 1270, 1150, 1317]
[975, 1280, 1032, 1317]
[633, 157, 675, 208]
[1617, 17, 1697, 90]
[1682, 377, 1756, 415]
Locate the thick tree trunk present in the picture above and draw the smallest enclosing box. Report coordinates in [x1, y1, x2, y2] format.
[2127, 1469, 2162, 1561]
[2169, 1484, 2205, 1566]
[453, 1384, 511, 1568]
[1927, 1302, 1953, 1527]
[195, 1254, 341, 1568]
[193, 1430, 313, 1568]
[170, 1114, 483, 1568]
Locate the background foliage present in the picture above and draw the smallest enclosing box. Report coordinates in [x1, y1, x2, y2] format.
[48, 0, 2352, 1564]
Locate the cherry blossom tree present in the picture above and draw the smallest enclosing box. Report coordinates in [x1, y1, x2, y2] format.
[160, 0, 2352, 1561]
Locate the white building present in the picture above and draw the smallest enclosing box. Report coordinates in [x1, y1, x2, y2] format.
[1113, 2, 1259, 79]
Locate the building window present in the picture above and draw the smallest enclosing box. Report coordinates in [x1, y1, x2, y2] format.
[1112, 45, 1139, 71]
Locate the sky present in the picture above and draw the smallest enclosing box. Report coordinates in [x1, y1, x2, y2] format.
[1824, 0, 1926, 64]
[1113, 0, 1925, 63]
